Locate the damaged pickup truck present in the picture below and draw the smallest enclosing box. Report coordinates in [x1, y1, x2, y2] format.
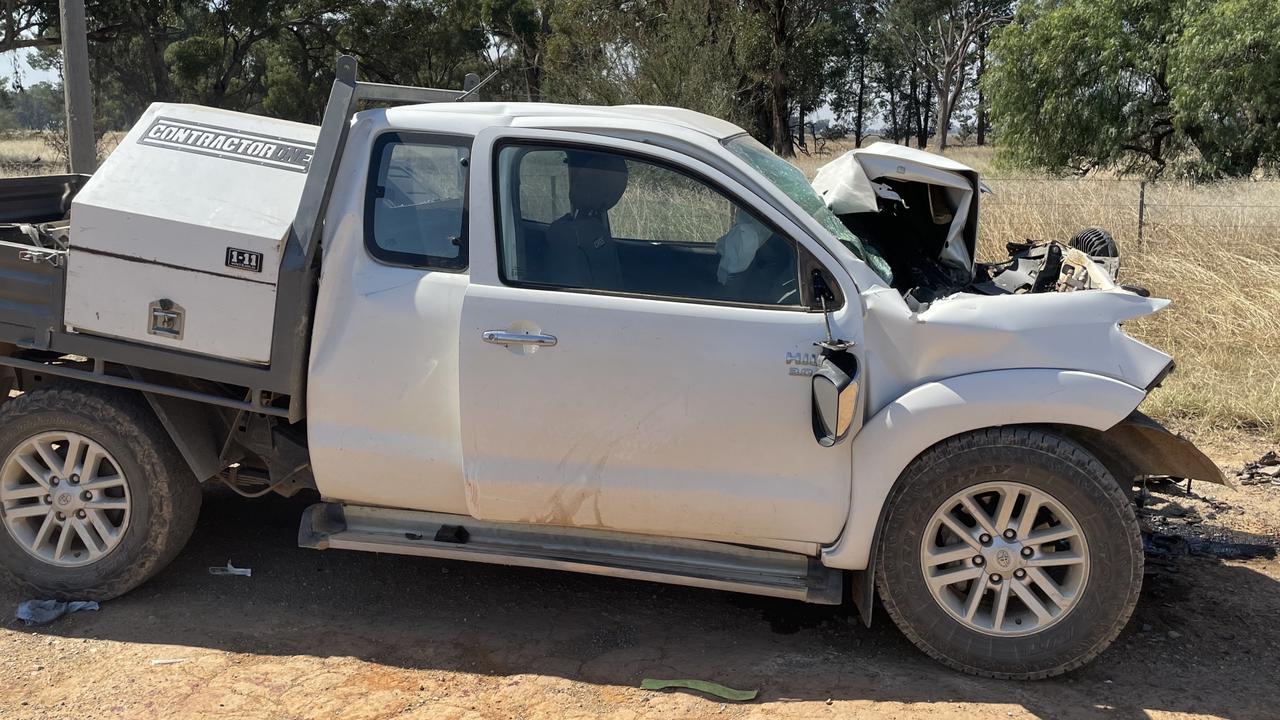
[0, 57, 1222, 680]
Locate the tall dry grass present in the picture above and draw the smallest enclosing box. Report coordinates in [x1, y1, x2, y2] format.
[0, 131, 125, 175]
[799, 142, 1280, 444]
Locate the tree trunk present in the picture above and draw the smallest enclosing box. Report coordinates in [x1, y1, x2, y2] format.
[933, 91, 950, 151]
[886, 80, 900, 144]
[913, 76, 934, 149]
[934, 68, 969, 152]
[908, 74, 922, 146]
[976, 32, 988, 146]
[764, 0, 792, 158]
[770, 67, 792, 157]
[853, 52, 866, 147]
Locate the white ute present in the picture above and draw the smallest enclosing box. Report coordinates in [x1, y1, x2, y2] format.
[0, 57, 1224, 679]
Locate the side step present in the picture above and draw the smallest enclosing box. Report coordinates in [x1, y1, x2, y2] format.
[299, 503, 842, 605]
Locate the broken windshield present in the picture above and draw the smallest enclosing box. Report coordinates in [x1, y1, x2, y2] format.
[724, 135, 894, 285]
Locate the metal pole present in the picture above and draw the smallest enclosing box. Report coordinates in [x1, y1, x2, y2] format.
[59, 0, 96, 174]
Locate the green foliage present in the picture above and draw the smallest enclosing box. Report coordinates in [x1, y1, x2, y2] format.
[1, 0, 1269, 180]
[338, 1, 487, 88]
[543, 0, 760, 127]
[1170, 0, 1280, 178]
[987, 0, 1280, 178]
[479, 0, 555, 101]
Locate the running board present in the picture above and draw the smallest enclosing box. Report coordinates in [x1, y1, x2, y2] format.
[298, 503, 842, 604]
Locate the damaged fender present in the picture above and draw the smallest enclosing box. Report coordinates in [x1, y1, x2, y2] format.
[821, 368, 1148, 573]
[1063, 411, 1228, 487]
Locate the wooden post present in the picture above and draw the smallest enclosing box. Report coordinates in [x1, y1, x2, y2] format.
[59, 0, 96, 174]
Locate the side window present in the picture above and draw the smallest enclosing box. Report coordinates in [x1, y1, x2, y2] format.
[496, 144, 802, 307]
[365, 134, 470, 270]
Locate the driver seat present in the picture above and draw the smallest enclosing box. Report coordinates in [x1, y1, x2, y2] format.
[541, 151, 629, 291]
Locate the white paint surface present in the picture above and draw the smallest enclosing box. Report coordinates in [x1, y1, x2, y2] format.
[298, 105, 1172, 560]
[64, 103, 318, 362]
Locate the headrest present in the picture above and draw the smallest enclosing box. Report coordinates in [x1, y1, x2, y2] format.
[566, 151, 628, 213]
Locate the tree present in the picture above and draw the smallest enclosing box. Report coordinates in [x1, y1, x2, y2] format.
[825, 1, 876, 147]
[987, 0, 1280, 178]
[480, 0, 556, 101]
[8, 80, 63, 129]
[745, 0, 833, 157]
[0, 1, 128, 53]
[973, 26, 988, 145]
[985, 0, 1181, 176]
[543, 0, 765, 139]
[1170, 0, 1280, 178]
[877, 0, 1011, 151]
[337, 1, 487, 90]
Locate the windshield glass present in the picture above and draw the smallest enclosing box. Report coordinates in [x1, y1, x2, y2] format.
[724, 135, 893, 284]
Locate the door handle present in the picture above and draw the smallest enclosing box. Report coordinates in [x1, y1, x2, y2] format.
[482, 330, 558, 347]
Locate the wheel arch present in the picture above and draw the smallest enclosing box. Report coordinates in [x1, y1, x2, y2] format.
[10, 372, 227, 483]
[821, 368, 1147, 623]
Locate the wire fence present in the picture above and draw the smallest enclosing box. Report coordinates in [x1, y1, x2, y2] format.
[974, 177, 1280, 255]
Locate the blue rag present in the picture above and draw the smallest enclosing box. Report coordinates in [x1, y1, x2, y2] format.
[16, 599, 99, 626]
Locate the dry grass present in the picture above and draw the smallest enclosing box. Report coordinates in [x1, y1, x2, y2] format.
[0, 130, 126, 175]
[0, 131, 62, 174]
[799, 142, 1280, 445]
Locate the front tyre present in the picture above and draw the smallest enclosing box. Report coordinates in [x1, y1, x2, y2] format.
[0, 384, 201, 600]
[876, 427, 1142, 679]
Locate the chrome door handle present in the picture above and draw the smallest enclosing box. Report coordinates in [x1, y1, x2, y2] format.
[482, 330, 558, 347]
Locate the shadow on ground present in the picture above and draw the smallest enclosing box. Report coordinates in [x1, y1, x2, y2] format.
[4, 486, 1278, 719]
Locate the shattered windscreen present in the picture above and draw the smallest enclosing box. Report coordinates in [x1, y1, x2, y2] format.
[724, 135, 894, 284]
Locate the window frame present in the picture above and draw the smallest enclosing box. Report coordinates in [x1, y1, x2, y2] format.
[491, 139, 839, 312]
[364, 131, 473, 272]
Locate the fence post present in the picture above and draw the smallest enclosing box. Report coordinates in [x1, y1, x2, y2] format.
[1136, 180, 1147, 248]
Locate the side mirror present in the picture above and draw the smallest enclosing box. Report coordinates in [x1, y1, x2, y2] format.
[812, 348, 860, 447]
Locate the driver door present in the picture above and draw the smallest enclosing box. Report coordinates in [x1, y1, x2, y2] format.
[459, 129, 863, 546]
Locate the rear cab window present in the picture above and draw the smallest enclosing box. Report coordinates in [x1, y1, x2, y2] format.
[365, 133, 471, 270]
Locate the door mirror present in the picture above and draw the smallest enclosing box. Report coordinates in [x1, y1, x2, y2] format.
[812, 348, 860, 447]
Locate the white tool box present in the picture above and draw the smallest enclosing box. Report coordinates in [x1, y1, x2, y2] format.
[64, 103, 319, 363]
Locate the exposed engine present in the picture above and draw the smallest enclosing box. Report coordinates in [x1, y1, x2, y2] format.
[971, 227, 1124, 296]
[811, 143, 1135, 310]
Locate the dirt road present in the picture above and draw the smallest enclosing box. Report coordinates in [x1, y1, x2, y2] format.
[2, 465, 1279, 719]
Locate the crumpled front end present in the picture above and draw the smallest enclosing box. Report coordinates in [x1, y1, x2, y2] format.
[861, 285, 1175, 411]
[858, 285, 1226, 486]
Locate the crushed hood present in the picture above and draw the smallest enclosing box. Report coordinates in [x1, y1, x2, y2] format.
[812, 142, 981, 285]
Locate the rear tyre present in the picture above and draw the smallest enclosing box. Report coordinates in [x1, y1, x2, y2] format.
[875, 427, 1142, 679]
[0, 384, 201, 600]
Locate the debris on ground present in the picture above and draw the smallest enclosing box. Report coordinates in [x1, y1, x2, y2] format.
[1143, 532, 1276, 561]
[15, 599, 99, 626]
[640, 678, 759, 702]
[149, 658, 186, 666]
[208, 562, 252, 577]
[1236, 451, 1280, 485]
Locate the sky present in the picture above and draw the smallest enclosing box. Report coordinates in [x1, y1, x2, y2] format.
[0, 49, 59, 87]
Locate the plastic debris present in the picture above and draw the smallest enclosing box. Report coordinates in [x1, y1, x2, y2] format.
[208, 561, 252, 577]
[16, 599, 99, 626]
[640, 678, 758, 702]
[150, 658, 186, 666]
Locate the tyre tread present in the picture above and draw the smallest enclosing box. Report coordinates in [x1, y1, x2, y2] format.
[0, 383, 201, 600]
[875, 426, 1143, 680]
